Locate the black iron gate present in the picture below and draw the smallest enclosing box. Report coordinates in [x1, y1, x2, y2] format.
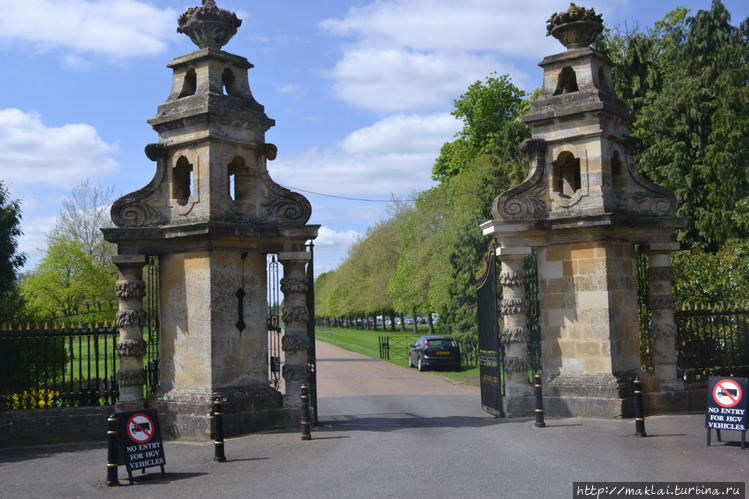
[267, 254, 282, 390]
[524, 251, 542, 376]
[306, 242, 317, 424]
[145, 256, 160, 398]
[476, 245, 503, 417]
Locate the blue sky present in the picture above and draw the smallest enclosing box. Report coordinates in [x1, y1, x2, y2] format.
[1, 0, 747, 276]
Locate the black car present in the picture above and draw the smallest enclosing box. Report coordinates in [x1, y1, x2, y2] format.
[408, 336, 461, 372]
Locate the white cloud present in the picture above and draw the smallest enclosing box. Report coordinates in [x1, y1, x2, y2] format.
[320, 0, 622, 112]
[0, 0, 176, 58]
[0, 108, 119, 189]
[315, 226, 362, 248]
[277, 83, 304, 95]
[16, 214, 57, 270]
[269, 112, 459, 196]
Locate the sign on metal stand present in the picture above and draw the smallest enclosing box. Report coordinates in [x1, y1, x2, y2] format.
[118, 408, 167, 482]
[706, 376, 747, 450]
[476, 245, 503, 417]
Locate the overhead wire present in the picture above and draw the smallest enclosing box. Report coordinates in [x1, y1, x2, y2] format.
[278, 184, 418, 203]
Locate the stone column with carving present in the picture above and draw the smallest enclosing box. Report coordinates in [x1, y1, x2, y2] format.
[278, 251, 311, 408]
[498, 247, 534, 415]
[646, 244, 683, 391]
[112, 255, 148, 412]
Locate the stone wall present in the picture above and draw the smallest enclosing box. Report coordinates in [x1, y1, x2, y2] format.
[0, 407, 111, 448]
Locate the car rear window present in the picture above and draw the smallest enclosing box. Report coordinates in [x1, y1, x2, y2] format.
[426, 338, 453, 347]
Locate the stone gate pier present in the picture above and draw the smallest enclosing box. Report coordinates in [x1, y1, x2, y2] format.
[103, 0, 318, 438]
[481, 5, 693, 418]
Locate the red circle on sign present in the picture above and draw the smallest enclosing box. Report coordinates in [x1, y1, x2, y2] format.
[126, 413, 155, 443]
[713, 379, 742, 408]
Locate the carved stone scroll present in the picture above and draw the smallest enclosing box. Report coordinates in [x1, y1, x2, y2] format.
[492, 139, 548, 220]
[110, 143, 169, 228]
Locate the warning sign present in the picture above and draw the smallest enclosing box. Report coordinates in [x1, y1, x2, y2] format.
[127, 413, 155, 443]
[713, 379, 743, 408]
[706, 377, 748, 433]
[118, 409, 166, 472]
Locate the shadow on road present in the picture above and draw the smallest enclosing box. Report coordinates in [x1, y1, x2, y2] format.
[116, 471, 208, 485]
[317, 358, 380, 362]
[318, 413, 503, 432]
[0, 441, 104, 464]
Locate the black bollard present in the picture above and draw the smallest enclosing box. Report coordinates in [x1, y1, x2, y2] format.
[212, 398, 227, 462]
[633, 377, 647, 437]
[534, 373, 546, 428]
[301, 384, 312, 440]
[106, 414, 119, 486]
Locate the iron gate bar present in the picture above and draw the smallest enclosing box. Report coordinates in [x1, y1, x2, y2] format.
[306, 242, 318, 425]
[524, 250, 542, 377]
[476, 244, 503, 417]
[267, 254, 282, 390]
[145, 256, 160, 399]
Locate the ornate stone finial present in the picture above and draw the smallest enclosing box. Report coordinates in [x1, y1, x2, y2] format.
[177, 0, 242, 50]
[546, 3, 603, 49]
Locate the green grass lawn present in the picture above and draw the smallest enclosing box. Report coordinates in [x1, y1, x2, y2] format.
[315, 326, 480, 386]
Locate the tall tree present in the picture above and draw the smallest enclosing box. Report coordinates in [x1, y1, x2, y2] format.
[21, 239, 116, 321]
[48, 179, 116, 266]
[0, 181, 26, 324]
[433, 73, 529, 180]
[605, 1, 748, 251]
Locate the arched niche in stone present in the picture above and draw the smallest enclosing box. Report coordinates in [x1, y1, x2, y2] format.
[172, 155, 193, 205]
[227, 155, 250, 202]
[552, 151, 581, 199]
[554, 66, 579, 95]
[178, 68, 197, 98]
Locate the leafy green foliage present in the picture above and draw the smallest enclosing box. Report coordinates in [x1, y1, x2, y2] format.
[605, 1, 748, 252]
[21, 239, 116, 321]
[0, 182, 27, 322]
[672, 239, 749, 306]
[432, 73, 529, 180]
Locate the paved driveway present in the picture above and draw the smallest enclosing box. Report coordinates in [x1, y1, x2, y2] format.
[1, 341, 747, 498]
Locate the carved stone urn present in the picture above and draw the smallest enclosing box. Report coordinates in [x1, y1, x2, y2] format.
[177, 0, 242, 50]
[546, 3, 603, 49]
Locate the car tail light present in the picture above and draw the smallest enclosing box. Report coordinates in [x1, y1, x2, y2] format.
[452, 340, 458, 348]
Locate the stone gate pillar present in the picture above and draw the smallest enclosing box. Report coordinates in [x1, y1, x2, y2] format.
[498, 248, 534, 415]
[102, 0, 318, 438]
[646, 244, 683, 391]
[113, 255, 147, 412]
[279, 252, 311, 408]
[480, 4, 690, 418]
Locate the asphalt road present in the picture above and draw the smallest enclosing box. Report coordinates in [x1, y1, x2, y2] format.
[1, 341, 747, 498]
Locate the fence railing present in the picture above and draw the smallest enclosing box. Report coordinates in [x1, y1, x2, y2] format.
[675, 303, 749, 381]
[378, 336, 479, 368]
[0, 324, 120, 410]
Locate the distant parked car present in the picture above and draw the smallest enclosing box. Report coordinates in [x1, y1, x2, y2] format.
[409, 336, 461, 372]
[416, 316, 427, 324]
[404, 317, 414, 325]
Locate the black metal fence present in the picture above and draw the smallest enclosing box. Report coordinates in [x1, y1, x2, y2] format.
[378, 335, 479, 368]
[0, 324, 120, 410]
[676, 304, 749, 381]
